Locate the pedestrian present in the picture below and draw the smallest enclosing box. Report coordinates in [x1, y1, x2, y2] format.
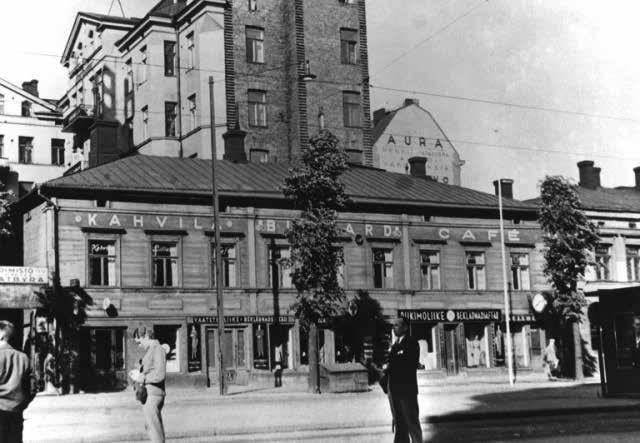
[132, 329, 167, 443]
[543, 338, 559, 380]
[0, 320, 37, 443]
[386, 317, 423, 443]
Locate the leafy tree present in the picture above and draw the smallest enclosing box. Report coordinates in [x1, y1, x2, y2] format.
[0, 181, 14, 239]
[538, 176, 599, 378]
[282, 130, 349, 392]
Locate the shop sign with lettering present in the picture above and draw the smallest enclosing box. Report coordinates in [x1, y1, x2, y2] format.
[411, 226, 539, 245]
[64, 211, 243, 232]
[257, 219, 403, 239]
[398, 309, 501, 323]
[0, 267, 48, 284]
[510, 314, 536, 323]
[191, 315, 296, 324]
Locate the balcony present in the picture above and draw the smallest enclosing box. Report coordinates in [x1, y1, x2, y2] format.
[62, 104, 96, 134]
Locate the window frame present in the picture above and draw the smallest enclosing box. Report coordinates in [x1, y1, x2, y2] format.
[340, 28, 358, 65]
[187, 94, 197, 132]
[186, 32, 195, 69]
[595, 244, 612, 281]
[164, 40, 177, 77]
[18, 136, 34, 164]
[87, 237, 119, 287]
[419, 248, 441, 290]
[248, 0, 258, 11]
[246, 26, 265, 64]
[141, 105, 149, 140]
[211, 242, 239, 288]
[342, 91, 361, 128]
[509, 251, 531, 291]
[248, 89, 267, 127]
[372, 247, 394, 289]
[165, 101, 178, 137]
[0, 135, 4, 158]
[21, 101, 32, 117]
[139, 45, 148, 83]
[627, 245, 640, 281]
[51, 138, 65, 166]
[268, 244, 293, 289]
[465, 250, 487, 290]
[0, 94, 4, 114]
[150, 240, 182, 288]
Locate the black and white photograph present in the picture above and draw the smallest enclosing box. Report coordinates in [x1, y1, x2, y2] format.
[1, 0, 640, 441]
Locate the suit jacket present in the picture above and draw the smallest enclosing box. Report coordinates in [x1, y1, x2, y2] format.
[387, 335, 419, 396]
[0, 342, 35, 413]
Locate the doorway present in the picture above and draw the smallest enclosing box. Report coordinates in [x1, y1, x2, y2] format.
[206, 327, 248, 385]
[443, 325, 459, 375]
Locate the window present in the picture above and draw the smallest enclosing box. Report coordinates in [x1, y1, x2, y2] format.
[186, 32, 195, 69]
[465, 324, 488, 368]
[89, 328, 125, 372]
[465, 251, 486, 290]
[211, 243, 237, 288]
[165, 102, 177, 137]
[164, 41, 176, 76]
[342, 92, 361, 127]
[18, 137, 33, 164]
[510, 253, 530, 290]
[139, 45, 148, 82]
[268, 245, 292, 288]
[372, 248, 393, 288]
[248, 90, 267, 127]
[628, 246, 640, 281]
[21, 101, 31, 117]
[154, 325, 181, 372]
[142, 106, 149, 140]
[420, 250, 440, 290]
[246, 27, 265, 63]
[248, 0, 258, 10]
[88, 30, 94, 39]
[187, 94, 197, 132]
[51, 139, 65, 166]
[0, 135, 4, 158]
[88, 240, 116, 286]
[340, 28, 358, 64]
[0, 94, 4, 114]
[595, 245, 611, 280]
[152, 242, 179, 287]
[125, 58, 133, 94]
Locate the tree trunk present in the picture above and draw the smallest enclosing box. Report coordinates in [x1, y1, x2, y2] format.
[572, 321, 584, 380]
[308, 322, 321, 393]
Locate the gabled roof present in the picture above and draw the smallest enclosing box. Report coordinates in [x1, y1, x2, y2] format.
[0, 77, 58, 113]
[371, 109, 397, 146]
[526, 185, 640, 213]
[37, 155, 537, 214]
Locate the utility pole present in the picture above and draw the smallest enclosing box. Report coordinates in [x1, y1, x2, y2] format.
[498, 179, 515, 386]
[209, 76, 226, 395]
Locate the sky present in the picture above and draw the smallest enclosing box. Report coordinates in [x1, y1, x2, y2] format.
[2, 0, 639, 199]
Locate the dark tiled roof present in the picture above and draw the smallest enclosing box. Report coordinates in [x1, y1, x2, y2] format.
[40, 155, 536, 212]
[80, 12, 140, 25]
[526, 186, 640, 213]
[371, 110, 396, 145]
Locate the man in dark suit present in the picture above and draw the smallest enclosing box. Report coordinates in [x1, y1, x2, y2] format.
[386, 317, 422, 443]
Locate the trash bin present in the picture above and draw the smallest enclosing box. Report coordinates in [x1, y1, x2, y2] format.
[319, 362, 368, 393]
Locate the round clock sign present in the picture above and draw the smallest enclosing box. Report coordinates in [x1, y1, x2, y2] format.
[532, 293, 548, 314]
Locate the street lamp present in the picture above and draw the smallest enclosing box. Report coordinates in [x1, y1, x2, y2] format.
[299, 60, 317, 82]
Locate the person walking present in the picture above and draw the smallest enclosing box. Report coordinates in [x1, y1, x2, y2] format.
[0, 320, 36, 443]
[133, 329, 167, 443]
[543, 338, 559, 380]
[386, 317, 423, 443]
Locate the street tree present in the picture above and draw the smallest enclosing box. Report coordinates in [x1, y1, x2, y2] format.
[282, 130, 349, 393]
[538, 176, 599, 378]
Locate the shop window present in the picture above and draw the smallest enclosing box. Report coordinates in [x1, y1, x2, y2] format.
[613, 314, 640, 368]
[154, 325, 181, 372]
[91, 328, 125, 371]
[420, 250, 440, 290]
[88, 240, 117, 286]
[465, 324, 488, 368]
[18, 137, 33, 164]
[246, 26, 265, 63]
[465, 251, 486, 290]
[340, 28, 358, 64]
[211, 243, 237, 288]
[151, 242, 179, 287]
[494, 324, 505, 367]
[594, 245, 611, 281]
[627, 246, 640, 281]
[164, 41, 176, 76]
[510, 252, 530, 290]
[208, 328, 247, 369]
[268, 244, 292, 288]
[372, 248, 393, 288]
[409, 323, 437, 370]
[248, 89, 267, 127]
[269, 324, 291, 370]
[165, 101, 177, 137]
[51, 138, 65, 166]
[342, 91, 361, 128]
[187, 324, 201, 372]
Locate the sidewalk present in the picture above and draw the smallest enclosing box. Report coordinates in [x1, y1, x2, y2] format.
[24, 375, 638, 443]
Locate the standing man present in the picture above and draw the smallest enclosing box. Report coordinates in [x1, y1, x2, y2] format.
[133, 330, 167, 443]
[386, 317, 422, 443]
[0, 320, 36, 443]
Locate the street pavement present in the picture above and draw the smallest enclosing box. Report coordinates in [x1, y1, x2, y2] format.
[23, 373, 640, 442]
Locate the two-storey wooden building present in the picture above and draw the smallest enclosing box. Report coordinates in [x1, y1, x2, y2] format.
[17, 154, 548, 389]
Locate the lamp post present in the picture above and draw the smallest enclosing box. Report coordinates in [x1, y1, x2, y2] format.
[498, 179, 515, 386]
[209, 76, 226, 395]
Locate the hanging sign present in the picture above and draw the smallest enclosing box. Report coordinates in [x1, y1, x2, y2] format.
[0, 267, 48, 284]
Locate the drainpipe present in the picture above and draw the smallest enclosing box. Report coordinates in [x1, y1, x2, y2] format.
[175, 28, 184, 157]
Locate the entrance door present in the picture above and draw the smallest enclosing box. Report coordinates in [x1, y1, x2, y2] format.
[444, 325, 459, 375]
[206, 328, 247, 386]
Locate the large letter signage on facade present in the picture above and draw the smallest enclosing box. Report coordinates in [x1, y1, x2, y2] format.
[398, 309, 501, 323]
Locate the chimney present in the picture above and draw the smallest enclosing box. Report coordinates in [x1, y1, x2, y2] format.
[222, 120, 247, 162]
[373, 108, 387, 128]
[493, 178, 514, 200]
[634, 167, 640, 189]
[21, 80, 39, 97]
[408, 156, 426, 177]
[404, 98, 420, 107]
[577, 160, 600, 189]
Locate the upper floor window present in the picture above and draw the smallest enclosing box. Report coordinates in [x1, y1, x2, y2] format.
[142, 106, 149, 140]
[510, 252, 530, 290]
[164, 41, 176, 76]
[125, 58, 133, 94]
[165, 102, 177, 137]
[0, 94, 4, 114]
[88, 240, 116, 286]
[595, 244, 611, 280]
[342, 92, 361, 128]
[0, 135, 4, 158]
[187, 94, 197, 132]
[21, 101, 31, 117]
[186, 32, 195, 69]
[268, 245, 293, 288]
[248, 90, 267, 127]
[140, 45, 148, 82]
[627, 246, 640, 281]
[248, 0, 258, 11]
[246, 27, 265, 64]
[18, 137, 33, 164]
[420, 250, 440, 290]
[211, 243, 237, 288]
[152, 242, 179, 287]
[373, 248, 393, 289]
[340, 28, 358, 64]
[51, 139, 65, 166]
[465, 251, 486, 290]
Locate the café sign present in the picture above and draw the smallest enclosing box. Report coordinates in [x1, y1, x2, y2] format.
[0, 267, 48, 284]
[398, 309, 501, 323]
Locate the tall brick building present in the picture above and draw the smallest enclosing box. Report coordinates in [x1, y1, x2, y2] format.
[59, 0, 372, 166]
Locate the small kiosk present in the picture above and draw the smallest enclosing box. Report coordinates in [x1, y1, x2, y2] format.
[595, 285, 640, 396]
